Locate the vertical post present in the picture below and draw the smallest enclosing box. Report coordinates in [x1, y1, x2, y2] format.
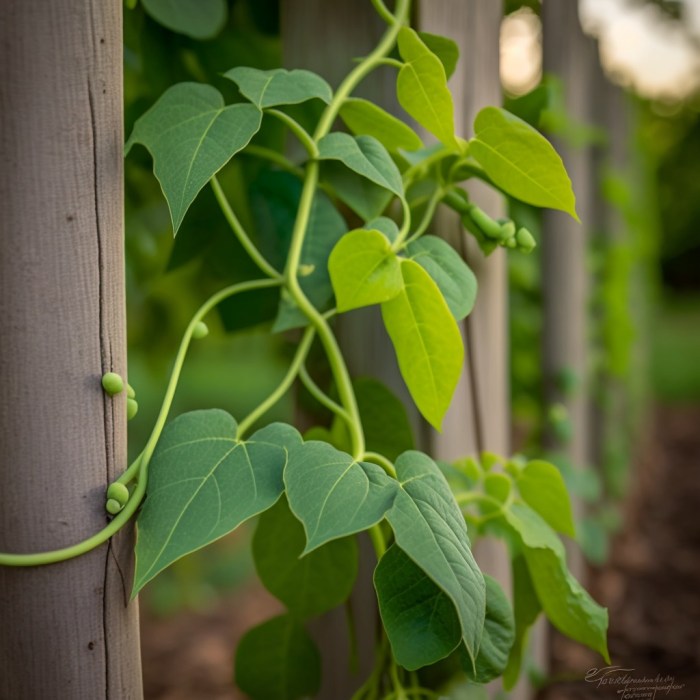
[0, 2, 142, 698]
[541, 0, 597, 575]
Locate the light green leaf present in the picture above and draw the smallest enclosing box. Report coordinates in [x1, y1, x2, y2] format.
[503, 555, 542, 690]
[234, 614, 321, 700]
[339, 98, 423, 152]
[133, 411, 300, 594]
[517, 460, 576, 537]
[381, 258, 464, 430]
[126, 83, 262, 233]
[418, 31, 460, 79]
[284, 441, 398, 552]
[328, 229, 402, 312]
[321, 161, 393, 221]
[355, 377, 415, 462]
[273, 188, 347, 332]
[386, 451, 486, 669]
[469, 107, 578, 220]
[396, 27, 458, 150]
[141, 0, 226, 39]
[463, 575, 515, 684]
[405, 235, 478, 321]
[504, 504, 609, 661]
[253, 497, 358, 619]
[318, 133, 404, 196]
[224, 67, 332, 108]
[375, 545, 461, 670]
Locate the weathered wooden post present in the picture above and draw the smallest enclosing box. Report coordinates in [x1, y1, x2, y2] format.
[0, 1, 142, 697]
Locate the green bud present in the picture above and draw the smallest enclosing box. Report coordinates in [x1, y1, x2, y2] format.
[107, 482, 130, 506]
[515, 227, 537, 253]
[505, 237, 517, 248]
[126, 383, 136, 399]
[127, 398, 139, 420]
[467, 205, 502, 240]
[192, 321, 209, 339]
[480, 451, 503, 471]
[298, 264, 316, 277]
[106, 499, 122, 515]
[498, 219, 516, 241]
[101, 372, 124, 396]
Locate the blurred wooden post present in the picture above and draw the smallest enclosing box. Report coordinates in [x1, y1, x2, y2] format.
[541, 0, 597, 581]
[0, 1, 142, 698]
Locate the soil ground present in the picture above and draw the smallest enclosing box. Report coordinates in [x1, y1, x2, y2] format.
[140, 404, 700, 700]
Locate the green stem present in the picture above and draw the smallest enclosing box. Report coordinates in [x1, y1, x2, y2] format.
[404, 187, 445, 245]
[211, 176, 282, 280]
[363, 452, 397, 478]
[369, 524, 387, 559]
[236, 326, 315, 438]
[243, 145, 304, 177]
[299, 363, 352, 426]
[370, 0, 397, 24]
[391, 196, 413, 251]
[402, 146, 452, 188]
[266, 109, 318, 157]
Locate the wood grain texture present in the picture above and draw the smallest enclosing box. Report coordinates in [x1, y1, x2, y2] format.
[0, 1, 142, 698]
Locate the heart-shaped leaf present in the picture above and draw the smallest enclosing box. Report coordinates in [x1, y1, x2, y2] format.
[329, 229, 402, 312]
[381, 259, 464, 430]
[133, 410, 300, 594]
[224, 67, 332, 108]
[418, 31, 459, 79]
[386, 451, 486, 669]
[284, 441, 398, 552]
[125, 83, 262, 234]
[469, 107, 578, 220]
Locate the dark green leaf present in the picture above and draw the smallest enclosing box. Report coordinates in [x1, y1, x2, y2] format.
[141, 0, 227, 39]
[328, 229, 402, 311]
[381, 259, 464, 430]
[133, 411, 300, 594]
[125, 83, 262, 233]
[235, 614, 321, 700]
[339, 98, 423, 152]
[318, 133, 404, 196]
[253, 496, 358, 619]
[469, 107, 578, 220]
[321, 161, 393, 221]
[375, 545, 461, 670]
[417, 31, 460, 79]
[284, 441, 399, 552]
[404, 235, 478, 321]
[224, 67, 332, 108]
[386, 451, 486, 669]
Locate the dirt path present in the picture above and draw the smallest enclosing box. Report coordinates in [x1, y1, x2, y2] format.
[540, 405, 700, 700]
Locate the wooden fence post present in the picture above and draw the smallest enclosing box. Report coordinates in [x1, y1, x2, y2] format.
[0, 2, 142, 698]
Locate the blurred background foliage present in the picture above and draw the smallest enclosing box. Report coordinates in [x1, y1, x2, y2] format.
[124, 0, 700, 611]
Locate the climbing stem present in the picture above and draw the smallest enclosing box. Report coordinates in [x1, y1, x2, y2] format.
[266, 109, 318, 157]
[299, 363, 352, 427]
[363, 452, 397, 478]
[211, 176, 282, 281]
[236, 326, 316, 438]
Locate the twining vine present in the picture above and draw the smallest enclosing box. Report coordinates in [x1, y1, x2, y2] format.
[0, 1, 609, 697]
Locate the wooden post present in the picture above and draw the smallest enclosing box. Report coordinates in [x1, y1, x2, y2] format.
[0, 2, 142, 698]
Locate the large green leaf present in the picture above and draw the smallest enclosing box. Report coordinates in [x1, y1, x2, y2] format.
[516, 460, 575, 537]
[339, 98, 423, 152]
[396, 28, 458, 150]
[224, 67, 332, 108]
[418, 31, 460, 79]
[504, 504, 609, 661]
[321, 161, 394, 221]
[503, 555, 542, 690]
[355, 377, 415, 462]
[141, 0, 226, 39]
[381, 259, 464, 430]
[328, 229, 402, 312]
[234, 614, 321, 700]
[133, 411, 300, 594]
[284, 441, 399, 552]
[386, 451, 486, 669]
[375, 544, 461, 670]
[272, 185, 348, 332]
[125, 83, 262, 234]
[253, 496, 358, 619]
[469, 107, 578, 220]
[463, 575, 515, 683]
[404, 235, 478, 321]
[317, 133, 404, 196]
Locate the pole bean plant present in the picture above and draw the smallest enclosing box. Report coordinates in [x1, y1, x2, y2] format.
[0, 0, 609, 696]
